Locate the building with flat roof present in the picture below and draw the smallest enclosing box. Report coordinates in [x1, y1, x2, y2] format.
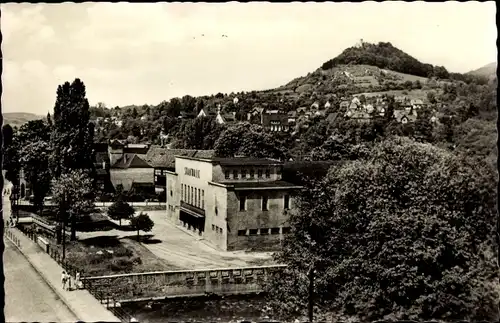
[165, 156, 303, 251]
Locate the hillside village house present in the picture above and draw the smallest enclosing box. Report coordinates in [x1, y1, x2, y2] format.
[197, 105, 237, 125]
[165, 156, 302, 251]
[108, 141, 154, 192]
[261, 110, 289, 132]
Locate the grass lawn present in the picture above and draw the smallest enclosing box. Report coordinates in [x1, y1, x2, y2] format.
[47, 234, 180, 277]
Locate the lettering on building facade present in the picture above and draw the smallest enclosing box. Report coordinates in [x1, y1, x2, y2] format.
[184, 167, 200, 178]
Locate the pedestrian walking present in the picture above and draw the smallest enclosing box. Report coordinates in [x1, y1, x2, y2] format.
[75, 272, 81, 290]
[61, 271, 67, 290]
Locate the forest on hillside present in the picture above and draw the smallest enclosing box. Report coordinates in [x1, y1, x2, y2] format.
[321, 42, 491, 85]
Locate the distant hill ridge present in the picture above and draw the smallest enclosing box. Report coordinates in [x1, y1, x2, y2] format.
[2, 112, 44, 127]
[467, 62, 497, 78]
[321, 41, 450, 79]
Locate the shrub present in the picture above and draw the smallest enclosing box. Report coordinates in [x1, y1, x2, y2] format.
[109, 257, 134, 272]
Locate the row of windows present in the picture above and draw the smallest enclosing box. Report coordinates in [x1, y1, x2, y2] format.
[225, 168, 277, 180]
[155, 169, 166, 176]
[239, 195, 290, 211]
[181, 184, 205, 209]
[212, 224, 223, 234]
[237, 227, 291, 236]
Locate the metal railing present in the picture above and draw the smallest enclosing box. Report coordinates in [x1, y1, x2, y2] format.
[4, 228, 21, 248]
[83, 280, 134, 323]
[15, 225, 134, 323]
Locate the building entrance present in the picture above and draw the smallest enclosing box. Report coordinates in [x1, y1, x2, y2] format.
[180, 210, 205, 235]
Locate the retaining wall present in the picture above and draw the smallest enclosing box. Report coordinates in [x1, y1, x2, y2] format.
[82, 265, 287, 301]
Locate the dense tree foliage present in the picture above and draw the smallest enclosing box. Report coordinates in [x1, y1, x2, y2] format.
[171, 117, 225, 150]
[214, 123, 287, 160]
[50, 78, 95, 177]
[20, 141, 52, 211]
[130, 212, 154, 241]
[267, 137, 498, 321]
[108, 199, 135, 226]
[51, 169, 95, 241]
[2, 124, 20, 183]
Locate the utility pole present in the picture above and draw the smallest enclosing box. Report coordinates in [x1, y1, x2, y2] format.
[308, 263, 315, 323]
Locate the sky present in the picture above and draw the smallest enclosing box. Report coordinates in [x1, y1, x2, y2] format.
[1, 1, 497, 115]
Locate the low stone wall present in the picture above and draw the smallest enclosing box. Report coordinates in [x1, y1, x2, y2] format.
[82, 265, 286, 301]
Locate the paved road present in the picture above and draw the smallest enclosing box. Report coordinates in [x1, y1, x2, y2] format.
[4, 238, 78, 322]
[79, 210, 275, 269]
[3, 180, 77, 322]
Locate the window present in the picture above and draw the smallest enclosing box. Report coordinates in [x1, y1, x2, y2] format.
[238, 230, 246, 236]
[265, 169, 271, 178]
[249, 229, 258, 235]
[194, 188, 198, 206]
[212, 224, 215, 231]
[250, 169, 255, 179]
[262, 196, 268, 211]
[241, 169, 247, 179]
[239, 195, 246, 211]
[225, 171, 230, 179]
[191, 187, 194, 205]
[181, 184, 184, 200]
[201, 190, 205, 209]
[284, 195, 290, 210]
[271, 228, 280, 234]
[219, 227, 223, 234]
[260, 228, 269, 235]
[282, 227, 291, 234]
[198, 189, 201, 208]
[258, 169, 263, 178]
[233, 170, 238, 179]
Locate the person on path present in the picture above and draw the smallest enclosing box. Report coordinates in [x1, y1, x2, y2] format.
[75, 272, 81, 290]
[66, 272, 72, 291]
[61, 271, 67, 290]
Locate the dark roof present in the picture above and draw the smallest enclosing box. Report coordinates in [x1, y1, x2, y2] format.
[180, 111, 197, 119]
[111, 153, 151, 169]
[200, 107, 217, 116]
[218, 180, 302, 190]
[109, 139, 126, 148]
[283, 161, 340, 184]
[124, 146, 150, 154]
[130, 182, 155, 194]
[211, 157, 283, 166]
[220, 113, 236, 123]
[262, 112, 288, 126]
[94, 142, 109, 152]
[145, 146, 215, 168]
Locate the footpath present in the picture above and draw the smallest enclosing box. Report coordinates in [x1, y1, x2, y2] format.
[5, 227, 122, 322]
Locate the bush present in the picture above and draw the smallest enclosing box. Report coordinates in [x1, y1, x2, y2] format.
[113, 246, 134, 258]
[108, 257, 134, 272]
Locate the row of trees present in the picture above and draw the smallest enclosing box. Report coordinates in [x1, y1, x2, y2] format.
[4, 79, 98, 241]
